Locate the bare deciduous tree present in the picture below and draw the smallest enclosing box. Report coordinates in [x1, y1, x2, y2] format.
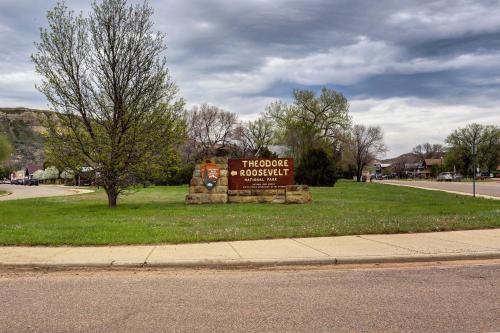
[347, 124, 387, 182]
[186, 104, 237, 159]
[412, 143, 445, 160]
[32, 0, 184, 207]
[391, 153, 417, 178]
[234, 118, 274, 157]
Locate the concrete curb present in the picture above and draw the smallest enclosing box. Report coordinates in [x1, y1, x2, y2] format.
[53, 185, 95, 195]
[2, 252, 500, 270]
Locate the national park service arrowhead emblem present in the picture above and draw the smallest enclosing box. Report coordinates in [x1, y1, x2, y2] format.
[201, 161, 220, 190]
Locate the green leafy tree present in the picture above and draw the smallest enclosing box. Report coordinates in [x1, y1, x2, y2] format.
[430, 164, 441, 177]
[266, 88, 350, 185]
[444, 146, 468, 175]
[165, 163, 194, 185]
[32, 169, 45, 180]
[266, 88, 351, 160]
[296, 148, 340, 186]
[33, 0, 184, 207]
[0, 167, 11, 180]
[131, 107, 186, 186]
[44, 166, 60, 180]
[445, 123, 499, 176]
[477, 127, 500, 173]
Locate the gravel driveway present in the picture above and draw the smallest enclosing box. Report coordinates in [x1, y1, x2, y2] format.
[0, 184, 93, 201]
[379, 179, 500, 198]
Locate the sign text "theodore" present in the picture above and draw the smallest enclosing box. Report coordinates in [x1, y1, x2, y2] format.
[228, 158, 294, 190]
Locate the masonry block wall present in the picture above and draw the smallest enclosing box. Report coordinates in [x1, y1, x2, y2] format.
[185, 157, 228, 204]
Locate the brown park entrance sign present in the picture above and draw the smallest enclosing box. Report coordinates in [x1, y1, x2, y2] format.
[228, 158, 294, 190]
[186, 157, 310, 204]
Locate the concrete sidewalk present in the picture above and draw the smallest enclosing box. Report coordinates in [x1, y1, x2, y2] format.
[1, 229, 499, 268]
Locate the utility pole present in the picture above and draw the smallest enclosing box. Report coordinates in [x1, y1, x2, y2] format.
[472, 143, 476, 198]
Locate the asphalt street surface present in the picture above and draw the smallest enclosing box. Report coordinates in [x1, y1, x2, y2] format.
[1, 261, 499, 332]
[380, 179, 500, 198]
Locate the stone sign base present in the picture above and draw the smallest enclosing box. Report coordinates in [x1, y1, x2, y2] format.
[228, 189, 286, 204]
[284, 185, 312, 204]
[185, 158, 228, 204]
[227, 185, 311, 204]
[185, 158, 312, 205]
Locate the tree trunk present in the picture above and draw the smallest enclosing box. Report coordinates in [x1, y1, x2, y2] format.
[107, 190, 118, 208]
[356, 167, 362, 182]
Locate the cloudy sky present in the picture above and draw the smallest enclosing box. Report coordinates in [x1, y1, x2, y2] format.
[1, 0, 500, 156]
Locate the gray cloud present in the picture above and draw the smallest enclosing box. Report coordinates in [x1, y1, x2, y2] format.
[0, 0, 499, 156]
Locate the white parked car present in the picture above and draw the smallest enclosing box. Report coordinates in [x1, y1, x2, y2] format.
[437, 172, 453, 182]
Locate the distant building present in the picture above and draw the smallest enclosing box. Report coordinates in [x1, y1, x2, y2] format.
[422, 158, 443, 178]
[404, 162, 421, 178]
[372, 161, 392, 175]
[10, 164, 43, 180]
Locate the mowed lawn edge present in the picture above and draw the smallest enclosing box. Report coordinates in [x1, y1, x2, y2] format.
[0, 181, 499, 246]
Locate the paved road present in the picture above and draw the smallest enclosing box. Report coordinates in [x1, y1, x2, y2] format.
[380, 179, 500, 198]
[1, 261, 499, 332]
[0, 184, 92, 201]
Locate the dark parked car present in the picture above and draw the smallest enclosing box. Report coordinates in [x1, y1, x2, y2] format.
[23, 179, 39, 186]
[476, 172, 493, 180]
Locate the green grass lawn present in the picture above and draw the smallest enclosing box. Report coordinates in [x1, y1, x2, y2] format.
[0, 181, 498, 246]
[0, 191, 8, 196]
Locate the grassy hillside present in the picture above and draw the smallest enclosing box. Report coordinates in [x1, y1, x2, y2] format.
[0, 107, 50, 169]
